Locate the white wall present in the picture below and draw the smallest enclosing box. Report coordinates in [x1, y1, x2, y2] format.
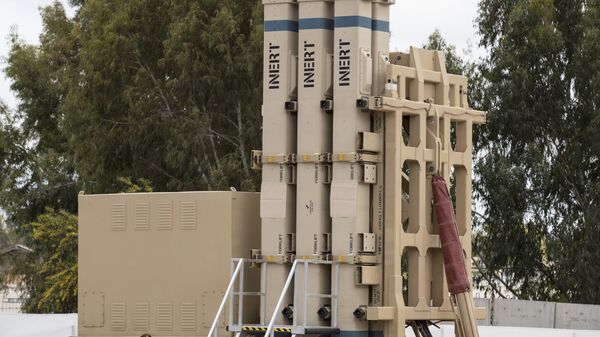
[1, 315, 599, 337]
[0, 314, 77, 337]
[405, 325, 600, 337]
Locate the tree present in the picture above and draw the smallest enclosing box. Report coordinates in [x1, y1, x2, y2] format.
[1, 0, 264, 312]
[3, 4, 80, 233]
[423, 29, 469, 76]
[60, 0, 262, 194]
[4, 0, 263, 212]
[473, 0, 600, 303]
[10, 209, 78, 313]
[0, 214, 15, 252]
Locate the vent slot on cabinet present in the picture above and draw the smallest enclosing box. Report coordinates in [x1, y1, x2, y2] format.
[111, 204, 127, 231]
[110, 302, 126, 331]
[180, 201, 197, 230]
[158, 202, 173, 230]
[135, 202, 150, 231]
[134, 302, 149, 331]
[181, 302, 197, 331]
[157, 302, 173, 331]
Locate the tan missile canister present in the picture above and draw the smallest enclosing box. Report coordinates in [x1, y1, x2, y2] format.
[294, 0, 334, 328]
[260, 0, 299, 327]
[331, 0, 374, 335]
[369, 2, 393, 336]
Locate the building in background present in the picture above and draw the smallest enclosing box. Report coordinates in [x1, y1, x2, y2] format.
[0, 244, 32, 314]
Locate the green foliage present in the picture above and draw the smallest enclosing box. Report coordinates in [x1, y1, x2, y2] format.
[0, 229, 9, 249]
[0, 209, 15, 259]
[1, 0, 264, 313]
[423, 29, 469, 75]
[116, 177, 154, 193]
[474, 0, 600, 303]
[3, 209, 78, 313]
[60, 0, 262, 194]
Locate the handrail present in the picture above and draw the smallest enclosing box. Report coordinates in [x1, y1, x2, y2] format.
[264, 259, 300, 337]
[208, 258, 244, 337]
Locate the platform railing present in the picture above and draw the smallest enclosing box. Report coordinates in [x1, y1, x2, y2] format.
[264, 259, 300, 337]
[207, 258, 245, 337]
[213, 257, 340, 337]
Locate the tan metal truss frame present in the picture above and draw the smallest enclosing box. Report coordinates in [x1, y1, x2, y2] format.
[366, 47, 486, 337]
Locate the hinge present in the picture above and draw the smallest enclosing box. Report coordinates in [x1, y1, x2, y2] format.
[361, 164, 377, 184]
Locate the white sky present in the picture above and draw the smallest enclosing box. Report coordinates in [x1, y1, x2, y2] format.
[0, 0, 72, 110]
[0, 0, 482, 110]
[390, 0, 483, 58]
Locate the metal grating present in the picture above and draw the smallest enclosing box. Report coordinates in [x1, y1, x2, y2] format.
[157, 302, 173, 331]
[180, 201, 197, 230]
[135, 202, 150, 231]
[181, 302, 197, 331]
[134, 302, 149, 331]
[157, 202, 173, 230]
[111, 204, 127, 231]
[110, 302, 126, 331]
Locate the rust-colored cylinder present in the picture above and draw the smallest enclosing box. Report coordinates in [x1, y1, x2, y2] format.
[432, 175, 470, 295]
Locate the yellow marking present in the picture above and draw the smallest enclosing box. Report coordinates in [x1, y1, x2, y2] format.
[241, 326, 291, 333]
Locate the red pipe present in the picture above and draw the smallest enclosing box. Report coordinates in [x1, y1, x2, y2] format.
[432, 175, 470, 295]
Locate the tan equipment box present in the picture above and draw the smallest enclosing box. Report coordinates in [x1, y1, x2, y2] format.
[78, 191, 260, 337]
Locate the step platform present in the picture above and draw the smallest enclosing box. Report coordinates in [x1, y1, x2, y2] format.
[229, 325, 341, 335]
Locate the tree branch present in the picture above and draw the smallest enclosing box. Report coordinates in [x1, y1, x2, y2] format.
[471, 256, 507, 299]
[472, 245, 521, 299]
[137, 156, 183, 186]
[236, 100, 250, 177]
[132, 52, 174, 118]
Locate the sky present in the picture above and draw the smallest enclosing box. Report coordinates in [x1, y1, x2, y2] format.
[0, 0, 72, 110]
[0, 0, 482, 111]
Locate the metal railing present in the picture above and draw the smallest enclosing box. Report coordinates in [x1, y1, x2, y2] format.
[210, 257, 340, 337]
[294, 259, 340, 332]
[229, 258, 268, 329]
[207, 258, 245, 337]
[269, 259, 340, 337]
[264, 259, 300, 337]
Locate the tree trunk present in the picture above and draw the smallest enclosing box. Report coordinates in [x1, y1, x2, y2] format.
[236, 100, 250, 177]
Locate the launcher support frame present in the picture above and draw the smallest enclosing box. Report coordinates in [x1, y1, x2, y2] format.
[367, 48, 486, 337]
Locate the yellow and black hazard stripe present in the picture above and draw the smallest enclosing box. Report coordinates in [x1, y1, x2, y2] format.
[242, 326, 292, 333]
